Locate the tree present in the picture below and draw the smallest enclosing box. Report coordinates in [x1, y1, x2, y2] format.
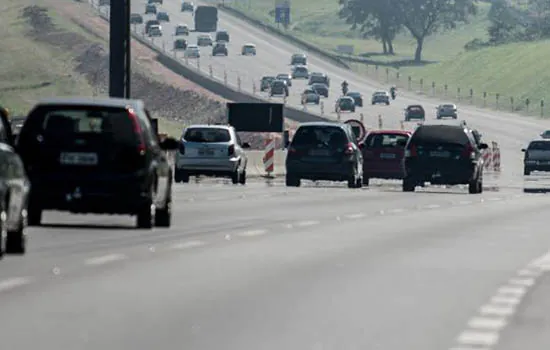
[390, 0, 477, 62]
[339, 0, 402, 54]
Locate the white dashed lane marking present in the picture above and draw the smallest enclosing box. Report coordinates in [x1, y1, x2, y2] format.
[450, 251, 550, 350]
[171, 240, 207, 250]
[0, 277, 32, 293]
[237, 229, 267, 237]
[85, 254, 127, 266]
[344, 213, 366, 219]
[296, 220, 319, 227]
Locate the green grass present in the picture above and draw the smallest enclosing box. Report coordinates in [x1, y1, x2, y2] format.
[0, 0, 96, 115]
[227, 0, 490, 62]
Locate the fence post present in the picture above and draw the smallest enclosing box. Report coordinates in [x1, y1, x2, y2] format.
[396, 71, 400, 81]
[375, 65, 379, 78]
[385, 67, 389, 83]
[496, 93, 500, 110]
[197, 58, 200, 70]
[320, 101, 324, 115]
[432, 82, 435, 96]
[526, 98, 530, 113]
[483, 92, 487, 107]
[408, 76, 412, 90]
[209, 65, 213, 77]
[457, 87, 461, 101]
[420, 78, 424, 91]
[444, 84, 448, 97]
[224, 70, 227, 85]
[237, 76, 241, 91]
[469, 88, 473, 104]
[252, 82, 256, 94]
[378, 115, 383, 129]
[541, 99, 545, 118]
[510, 97, 514, 111]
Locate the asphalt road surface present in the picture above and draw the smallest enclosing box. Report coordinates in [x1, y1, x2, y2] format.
[1, 1, 549, 349]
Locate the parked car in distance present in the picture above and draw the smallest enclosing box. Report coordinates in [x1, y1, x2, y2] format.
[522, 138, 550, 175]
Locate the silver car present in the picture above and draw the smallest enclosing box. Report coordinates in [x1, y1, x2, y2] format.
[292, 65, 309, 79]
[437, 104, 458, 119]
[175, 125, 250, 184]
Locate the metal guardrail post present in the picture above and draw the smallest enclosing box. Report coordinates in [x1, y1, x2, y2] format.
[209, 65, 213, 77]
[237, 76, 241, 91]
[252, 82, 256, 94]
[224, 71, 228, 85]
[197, 58, 200, 70]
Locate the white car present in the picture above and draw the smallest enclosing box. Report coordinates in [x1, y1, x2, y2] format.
[184, 45, 200, 58]
[241, 43, 256, 55]
[175, 125, 250, 184]
[148, 24, 162, 37]
[197, 34, 213, 46]
[174, 24, 189, 36]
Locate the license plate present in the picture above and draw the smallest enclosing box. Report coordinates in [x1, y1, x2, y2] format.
[310, 149, 330, 156]
[60, 152, 98, 166]
[430, 151, 450, 158]
[199, 148, 214, 156]
[380, 153, 396, 159]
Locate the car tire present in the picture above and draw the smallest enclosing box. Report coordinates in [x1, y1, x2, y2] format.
[239, 170, 247, 185]
[355, 177, 363, 188]
[468, 176, 481, 194]
[155, 194, 171, 228]
[27, 199, 42, 226]
[286, 175, 300, 187]
[524, 167, 531, 176]
[137, 199, 155, 229]
[363, 177, 369, 186]
[347, 174, 357, 188]
[402, 178, 415, 192]
[6, 215, 26, 255]
[231, 170, 240, 184]
[386, 102, 390, 105]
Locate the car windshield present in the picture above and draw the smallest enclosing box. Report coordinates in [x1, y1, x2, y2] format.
[528, 141, 550, 150]
[365, 133, 409, 148]
[292, 126, 347, 147]
[184, 128, 231, 143]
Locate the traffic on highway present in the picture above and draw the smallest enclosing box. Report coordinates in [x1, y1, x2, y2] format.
[1, 0, 550, 349]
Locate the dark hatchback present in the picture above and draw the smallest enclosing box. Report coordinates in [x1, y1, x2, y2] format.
[346, 91, 363, 106]
[311, 83, 329, 98]
[260, 76, 275, 92]
[285, 122, 363, 188]
[402, 122, 488, 193]
[404, 105, 425, 121]
[16, 97, 179, 228]
[270, 80, 289, 97]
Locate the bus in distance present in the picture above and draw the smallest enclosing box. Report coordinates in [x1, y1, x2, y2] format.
[194, 6, 218, 32]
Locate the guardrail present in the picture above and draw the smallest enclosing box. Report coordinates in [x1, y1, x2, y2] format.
[87, 0, 331, 124]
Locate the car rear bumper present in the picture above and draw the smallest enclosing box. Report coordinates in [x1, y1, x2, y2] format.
[176, 156, 239, 173]
[29, 173, 152, 214]
[364, 163, 405, 179]
[404, 162, 477, 184]
[286, 161, 355, 181]
[525, 164, 550, 171]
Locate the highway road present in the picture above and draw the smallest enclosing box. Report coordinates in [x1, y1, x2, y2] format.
[0, 1, 548, 349]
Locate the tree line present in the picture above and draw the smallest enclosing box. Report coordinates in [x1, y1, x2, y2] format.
[338, 0, 478, 61]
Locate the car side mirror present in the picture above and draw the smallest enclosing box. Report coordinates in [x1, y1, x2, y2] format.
[242, 142, 251, 149]
[479, 143, 489, 150]
[521, 148, 526, 152]
[160, 137, 179, 150]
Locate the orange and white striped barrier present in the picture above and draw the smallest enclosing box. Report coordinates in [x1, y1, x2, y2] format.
[492, 141, 501, 172]
[482, 148, 492, 170]
[378, 115, 383, 129]
[263, 137, 275, 175]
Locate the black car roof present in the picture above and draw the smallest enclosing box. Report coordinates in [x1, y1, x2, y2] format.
[35, 97, 145, 110]
[412, 124, 472, 145]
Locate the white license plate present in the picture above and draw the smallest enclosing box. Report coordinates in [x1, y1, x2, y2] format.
[310, 149, 330, 156]
[60, 152, 98, 165]
[199, 148, 214, 156]
[380, 153, 396, 159]
[430, 151, 450, 158]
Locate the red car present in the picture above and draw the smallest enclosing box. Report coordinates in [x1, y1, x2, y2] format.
[361, 130, 411, 185]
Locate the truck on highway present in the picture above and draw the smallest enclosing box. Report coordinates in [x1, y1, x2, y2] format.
[194, 6, 218, 32]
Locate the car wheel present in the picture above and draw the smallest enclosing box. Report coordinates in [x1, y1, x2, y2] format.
[137, 186, 155, 229]
[155, 195, 171, 228]
[355, 177, 363, 188]
[386, 102, 390, 105]
[524, 167, 531, 176]
[231, 170, 240, 184]
[363, 177, 370, 186]
[6, 213, 26, 254]
[239, 170, 247, 185]
[468, 176, 481, 194]
[347, 173, 357, 188]
[286, 175, 300, 187]
[27, 198, 42, 226]
[402, 178, 415, 192]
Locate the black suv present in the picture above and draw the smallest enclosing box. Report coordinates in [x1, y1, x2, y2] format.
[16, 97, 179, 229]
[285, 122, 363, 188]
[212, 42, 228, 56]
[215, 30, 230, 42]
[402, 121, 488, 193]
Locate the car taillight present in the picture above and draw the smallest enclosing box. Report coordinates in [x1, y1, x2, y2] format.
[344, 142, 354, 155]
[228, 144, 235, 156]
[461, 144, 476, 159]
[405, 144, 417, 157]
[128, 108, 146, 155]
[179, 142, 185, 154]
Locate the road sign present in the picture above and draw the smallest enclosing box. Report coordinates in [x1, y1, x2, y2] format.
[227, 102, 284, 132]
[344, 119, 366, 143]
[275, 7, 290, 25]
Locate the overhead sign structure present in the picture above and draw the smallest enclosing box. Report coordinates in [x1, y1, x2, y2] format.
[275, 0, 290, 26]
[344, 119, 366, 142]
[227, 102, 284, 133]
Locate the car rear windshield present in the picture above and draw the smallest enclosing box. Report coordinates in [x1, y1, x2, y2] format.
[528, 141, 550, 150]
[310, 76, 326, 83]
[184, 128, 231, 143]
[292, 126, 348, 147]
[411, 125, 470, 145]
[295, 67, 307, 72]
[365, 133, 409, 148]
